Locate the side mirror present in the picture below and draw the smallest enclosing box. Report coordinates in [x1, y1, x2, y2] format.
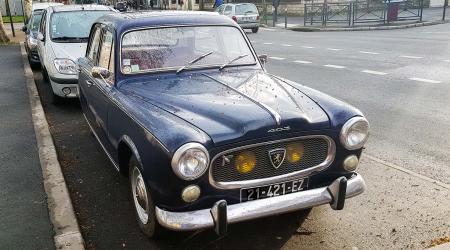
[258, 54, 268, 67]
[91, 66, 111, 79]
[22, 26, 27, 32]
[37, 33, 45, 42]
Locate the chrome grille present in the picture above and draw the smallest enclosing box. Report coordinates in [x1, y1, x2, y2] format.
[210, 136, 334, 188]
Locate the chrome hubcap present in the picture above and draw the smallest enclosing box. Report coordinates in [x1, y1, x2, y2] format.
[131, 167, 149, 224]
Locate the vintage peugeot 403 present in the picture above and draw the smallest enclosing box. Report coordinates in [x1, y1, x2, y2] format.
[78, 11, 369, 237]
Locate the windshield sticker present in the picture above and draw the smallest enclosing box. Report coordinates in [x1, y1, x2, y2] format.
[122, 66, 131, 74]
[131, 65, 140, 72]
[123, 59, 131, 66]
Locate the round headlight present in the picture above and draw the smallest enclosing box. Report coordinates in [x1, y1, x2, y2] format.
[340, 117, 370, 150]
[171, 143, 209, 181]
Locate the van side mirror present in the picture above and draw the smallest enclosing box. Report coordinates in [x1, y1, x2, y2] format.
[258, 54, 268, 67]
[37, 33, 45, 42]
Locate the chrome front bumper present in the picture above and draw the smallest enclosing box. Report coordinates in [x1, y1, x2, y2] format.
[155, 174, 366, 232]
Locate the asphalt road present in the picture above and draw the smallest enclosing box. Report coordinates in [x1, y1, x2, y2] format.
[32, 24, 450, 249]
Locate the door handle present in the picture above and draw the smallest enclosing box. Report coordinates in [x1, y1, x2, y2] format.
[86, 80, 94, 87]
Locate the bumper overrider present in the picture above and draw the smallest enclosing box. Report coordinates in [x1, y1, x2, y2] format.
[156, 174, 365, 235]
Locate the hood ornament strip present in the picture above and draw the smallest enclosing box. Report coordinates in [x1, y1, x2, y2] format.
[202, 73, 282, 125]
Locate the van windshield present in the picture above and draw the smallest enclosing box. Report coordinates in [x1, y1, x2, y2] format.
[50, 10, 111, 42]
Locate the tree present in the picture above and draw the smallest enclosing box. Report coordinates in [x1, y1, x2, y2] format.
[24, 0, 32, 22]
[0, 8, 11, 43]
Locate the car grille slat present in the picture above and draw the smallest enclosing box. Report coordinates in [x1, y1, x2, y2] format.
[211, 137, 331, 183]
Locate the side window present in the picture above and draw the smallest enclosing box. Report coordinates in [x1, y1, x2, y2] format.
[98, 30, 114, 84]
[87, 26, 102, 62]
[224, 6, 232, 15]
[216, 5, 224, 13]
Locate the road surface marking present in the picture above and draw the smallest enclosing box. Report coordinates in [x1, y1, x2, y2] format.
[260, 28, 275, 31]
[443, 60, 450, 63]
[361, 70, 388, 75]
[327, 48, 343, 51]
[293, 60, 312, 64]
[400, 55, 423, 59]
[365, 154, 450, 190]
[269, 56, 286, 60]
[324, 64, 346, 69]
[359, 51, 380, 55]
[282, 44, 293, 47]
[409, 77, 441, 84]
[263, 42, 273, 45]
[301, 46, 315, 49]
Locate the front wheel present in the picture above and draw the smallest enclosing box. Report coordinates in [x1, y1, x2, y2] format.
[251, 27, 259, 33]
[129, 156, 166, 238]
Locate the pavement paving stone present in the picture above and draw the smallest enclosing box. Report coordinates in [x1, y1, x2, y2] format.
[0, 45, 54, 249]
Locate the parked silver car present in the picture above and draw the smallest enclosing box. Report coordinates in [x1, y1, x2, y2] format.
[216, 3, 260, 33]
[22, 2, 63, 67]
[36, 4, 115, 103]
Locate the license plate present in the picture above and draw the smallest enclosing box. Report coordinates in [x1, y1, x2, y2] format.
[240, 179, 308, 202]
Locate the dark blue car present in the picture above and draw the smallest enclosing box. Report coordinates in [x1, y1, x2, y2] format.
[78, 11, 369, 238]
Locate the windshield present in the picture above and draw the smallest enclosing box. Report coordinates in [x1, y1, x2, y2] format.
[50, 10, 112, 42]
[121, 26, 256, 74]
[30, 11, 43, 31]
[235, 4, 258, 14]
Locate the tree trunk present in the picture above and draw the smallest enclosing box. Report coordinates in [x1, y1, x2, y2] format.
[0, 9, 11, 43]
[24, 0, 32, 22]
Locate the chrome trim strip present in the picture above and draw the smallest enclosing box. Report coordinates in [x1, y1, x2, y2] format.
[83, 114, 120, 171]
[202, 73, 282, 126]
[208, 135, 336, 189]
[155, 174, 365, 231]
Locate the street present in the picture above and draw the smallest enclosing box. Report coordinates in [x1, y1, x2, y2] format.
[31, 24, 450, 249]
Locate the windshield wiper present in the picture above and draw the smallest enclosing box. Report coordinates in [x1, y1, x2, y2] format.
[219, 54, 249, 71]
[176, 51, 214, 74]
[53, 36, 88, 41]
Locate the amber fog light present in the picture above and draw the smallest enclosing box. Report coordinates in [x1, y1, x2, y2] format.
[343, 155, 359, 171]
[181, 185, 201, 203]
[286, 142, 304, 163]
[235, 151, 256, 174]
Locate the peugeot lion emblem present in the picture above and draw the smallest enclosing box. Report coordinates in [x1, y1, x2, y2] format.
[268, 148, 286, 169]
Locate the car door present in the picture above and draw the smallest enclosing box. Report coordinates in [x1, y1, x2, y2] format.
[79, 25, 115, 152]
[36, 10, 47, 64]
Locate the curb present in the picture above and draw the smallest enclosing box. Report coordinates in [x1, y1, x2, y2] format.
[429, 242, 450, 249]
[288, 20, 449, 32]
[20, 43, 85, 250]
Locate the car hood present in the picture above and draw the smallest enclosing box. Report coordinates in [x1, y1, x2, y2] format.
[120, 70, 330, 146]
[50, 42, 87, 62]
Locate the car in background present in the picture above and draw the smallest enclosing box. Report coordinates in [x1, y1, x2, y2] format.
[78, 11, 368, 238]
[216, 3, 260, 33]
[22, 2, 63, 67]
[115, 1, 127, 12]
[36, 4, 115, 103]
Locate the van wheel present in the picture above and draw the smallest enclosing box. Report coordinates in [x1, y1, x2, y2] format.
[252, 27, 259, 33]
[129, 155, 166, 238]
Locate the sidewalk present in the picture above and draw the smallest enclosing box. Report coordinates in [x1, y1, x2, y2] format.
[0, 45, 55, 249]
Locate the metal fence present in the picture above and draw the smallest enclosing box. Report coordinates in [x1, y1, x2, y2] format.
[305, 0, 426, 26]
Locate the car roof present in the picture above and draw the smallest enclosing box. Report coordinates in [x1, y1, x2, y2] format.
[96, 11, 237, 34]
[51, 4, 115, 12]
[32, 2, 63, 11]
